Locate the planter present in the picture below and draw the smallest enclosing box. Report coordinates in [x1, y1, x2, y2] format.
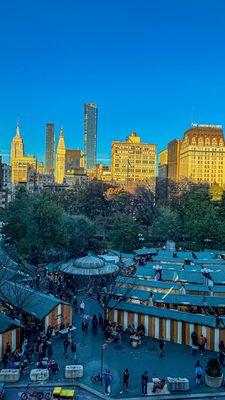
[205, 372, 223, 388]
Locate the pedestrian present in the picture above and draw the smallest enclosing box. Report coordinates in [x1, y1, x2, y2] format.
[191, 331, 198, 346]
[46, 325, 53, 341]
[5, 342, 11, 355]
[92, 314, 98, 335]
[63, 337, 70, 358]
[80, 300, 85, 315]
[71, 340, 77, 361]
[159, 337, 165, 357]
[81, 319, 88, 336]
[123, 368, 130, 391]
[195, 360, 203, 385]
[104, 370, 112, 396]
[141, 371, 148, 396]
[199, 335, 207, 355]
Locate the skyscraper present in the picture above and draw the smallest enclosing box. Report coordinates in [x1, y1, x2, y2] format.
[55, 127, 66, 184]
[84, 102, 98, 169]
[10, 123, 36, 184]
[45, 123, 55, 173]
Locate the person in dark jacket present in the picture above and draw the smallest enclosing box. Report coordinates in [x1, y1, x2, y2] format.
[123, 368, 130, 391]
[191, 331, 198, 346]
[71, 341, 77, 361]
[63, 338, 70, 358]
[141, 371, 148, 395]
[92, 314, 98, 335]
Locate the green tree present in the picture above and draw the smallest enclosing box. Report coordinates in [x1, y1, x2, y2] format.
[109, 213, 144, 252]
[183, 189, 219, 246]
[2, 192, 69, 263]
[65, 215, 101, 257]
[151, 206, 182, 241]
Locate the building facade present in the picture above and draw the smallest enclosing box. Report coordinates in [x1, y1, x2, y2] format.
[180, 124, 225, 186]
[111, 131, 156, 183]
[10, 125, 36, 185]
[45, 123, 55, 173]
[167, 139, 182, 181]
[84, 102, 98, 169]
[65, 149, 84, 173]
[158, 149, 168, 178]
[55, 127, 66, 184]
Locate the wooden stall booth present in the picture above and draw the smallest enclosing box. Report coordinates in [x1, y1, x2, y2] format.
[0, 282, 72, 332]
[0, 313, 22, 357]
[108, 300, 225, 352]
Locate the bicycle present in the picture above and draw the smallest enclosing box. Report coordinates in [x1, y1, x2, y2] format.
[91, 373, 102, 384]
[21, 386, 51, 400]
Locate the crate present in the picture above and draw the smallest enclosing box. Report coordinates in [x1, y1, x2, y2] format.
[167, 377, 189, 392]
[30, 368, 49, 381]
[0, 369, 20, 382]
[65, 365, 83, 378]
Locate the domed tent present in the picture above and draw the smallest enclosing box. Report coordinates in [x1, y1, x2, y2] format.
[59, 253, 119, 276]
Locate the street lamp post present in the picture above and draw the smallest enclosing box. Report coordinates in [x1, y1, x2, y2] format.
[100, 343, 108, 382]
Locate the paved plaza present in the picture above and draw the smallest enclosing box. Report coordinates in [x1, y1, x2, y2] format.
[70, 296, 225, 398]
[2, 295, 225, 399]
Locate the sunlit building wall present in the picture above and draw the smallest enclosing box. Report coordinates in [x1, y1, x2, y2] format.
[10, 125, 36, 184]
[167, 139, 182, 181]
[111, 131, 156, 183]
[55, 127, 66, 184]
[158, 149, 168, 178]
[180, 124, 225, 186]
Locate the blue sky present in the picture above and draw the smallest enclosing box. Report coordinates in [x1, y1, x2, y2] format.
[1, 0, 225, 164]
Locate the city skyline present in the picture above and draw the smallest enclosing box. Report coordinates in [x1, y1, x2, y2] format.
[1, 1, 225, 163]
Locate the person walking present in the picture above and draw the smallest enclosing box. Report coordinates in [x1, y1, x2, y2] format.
[92, 314, 98, 335]
[81, 319, 88, 336]
[47, 342, 53, 360]
[71, 340, 77, 361]
[195, 360, 203, 385]
[80, 300, 85, 315]
[159, 338, 165, 357]
[123, 368, 130, 391]
[104, 370, 112, 396]
[191, 331, 198, 346]
[63, 337, 70, 358]
[141, 371, 148, 396]
[199, 335, 207, 355]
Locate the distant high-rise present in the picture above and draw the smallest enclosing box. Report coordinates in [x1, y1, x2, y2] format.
[10, 123, 36, 184]
[55, 127, 66, 184]
[84, 102, 98, 169]
[45, 123, 55, 173]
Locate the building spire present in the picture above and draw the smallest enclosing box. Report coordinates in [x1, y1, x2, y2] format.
[60, 125, 64, 137]
[16, 119, 20, 136]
